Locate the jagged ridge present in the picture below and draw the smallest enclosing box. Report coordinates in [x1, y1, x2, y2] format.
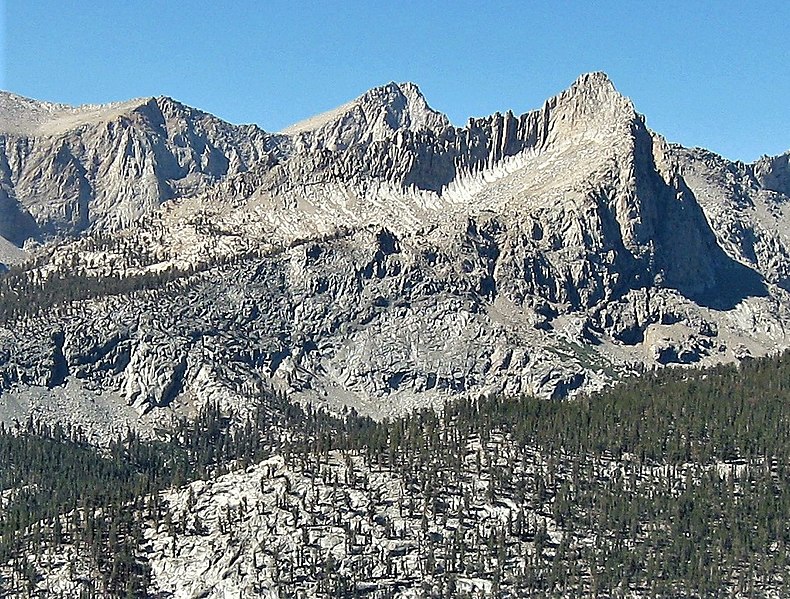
[0, 92, 275, 241]
[0, 73, 788, 427]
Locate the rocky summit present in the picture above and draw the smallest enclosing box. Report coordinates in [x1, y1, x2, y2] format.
[0, 72, 789, 436]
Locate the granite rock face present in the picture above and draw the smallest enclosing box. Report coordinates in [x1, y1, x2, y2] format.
[0, 92, 274, 240]
[1, 73, 789, 429]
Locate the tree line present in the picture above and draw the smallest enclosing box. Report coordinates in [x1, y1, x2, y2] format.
[1, 352, 790, 595]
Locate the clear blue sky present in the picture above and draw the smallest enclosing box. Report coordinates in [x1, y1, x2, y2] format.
[2, 1, 788, 162]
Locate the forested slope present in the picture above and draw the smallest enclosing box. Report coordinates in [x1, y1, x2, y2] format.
[2, 353, 790, 596]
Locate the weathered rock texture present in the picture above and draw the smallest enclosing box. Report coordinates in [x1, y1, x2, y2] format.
[0, 92, 274, 240]
[1, 73, 789, 428]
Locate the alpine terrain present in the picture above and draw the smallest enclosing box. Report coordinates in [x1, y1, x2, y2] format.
[0, 73, 789, 597]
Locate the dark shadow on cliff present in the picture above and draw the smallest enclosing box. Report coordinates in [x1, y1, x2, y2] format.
[631, 124, 767, 311]
[159, 357, 187, 408]
[0, 190, 38, 247]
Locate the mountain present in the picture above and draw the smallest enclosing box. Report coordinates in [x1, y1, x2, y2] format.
[0, 73, 789, 434]
[2, 72, 790, 597]
[282, 81, 450, 148]
[0, 91, 274, 243]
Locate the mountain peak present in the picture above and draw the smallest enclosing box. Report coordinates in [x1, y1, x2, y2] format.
[358, 80, 448, 131]
[562, 71, 632, 109]
[364, 81, 425, 105]
[528, 71, 637, 139]
[0, 91, 155, 136]
[571, 71, 616, 92]
[281, 81, 449, 148]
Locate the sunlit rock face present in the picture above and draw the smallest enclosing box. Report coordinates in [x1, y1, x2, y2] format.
[0, 92, 274, 239]
[1, 73, 789, 429]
